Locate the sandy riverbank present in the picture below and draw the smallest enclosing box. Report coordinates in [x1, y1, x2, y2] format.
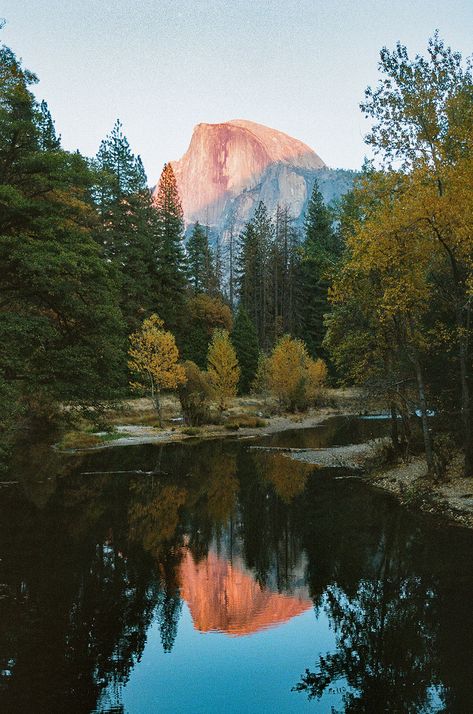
[57, 388, 362, 451]
[368, 457, 473, 529]
[65, 406, 348, 450]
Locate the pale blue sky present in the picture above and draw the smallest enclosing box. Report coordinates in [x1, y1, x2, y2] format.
[2, 1, 472, 183]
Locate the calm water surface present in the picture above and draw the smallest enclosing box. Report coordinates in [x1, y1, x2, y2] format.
[1, 416, 472, 713]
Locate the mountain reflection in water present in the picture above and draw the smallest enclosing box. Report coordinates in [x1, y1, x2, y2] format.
[0, 417, 472, 713]
[180, 549, 311, 636]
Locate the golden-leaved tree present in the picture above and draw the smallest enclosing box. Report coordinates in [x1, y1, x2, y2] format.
[207, 329, 240, 411]
[355, 33, 473, 476]
[267, 335, 327, 411]
[128, 314, 186, 427]
[306, 358, 329, 404]
[268, 335, 308, 410]
[328, 158, 473, 476]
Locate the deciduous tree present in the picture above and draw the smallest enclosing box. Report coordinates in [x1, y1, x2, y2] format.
[267, 335, 310, 411]
[207, 329, 240, 411]
[128, 314, 186, 426]
[178, 360, 212, 426]
[182, 294, 232, 369]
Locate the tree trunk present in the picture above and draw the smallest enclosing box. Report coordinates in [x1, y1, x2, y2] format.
[458, 301, 472, 476]
[153, 388, 163, 429]
[389, 402, 399, 451]
[398, 395, 411, 460]
[459, 349, 472, 476]
[412, 354, 435, 477]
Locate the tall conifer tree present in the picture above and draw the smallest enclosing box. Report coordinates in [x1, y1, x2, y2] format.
[187, 221, 217, 294]
[152, 163, 187, 332]
[0, 41, 123, 451]
[231, 306, 259, 394]
[299, 181, 339, 357]
[237, 201, 273, 349]
[95, 120, 155, 330]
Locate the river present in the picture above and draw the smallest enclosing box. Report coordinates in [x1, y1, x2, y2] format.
[0, 416, 472, 713]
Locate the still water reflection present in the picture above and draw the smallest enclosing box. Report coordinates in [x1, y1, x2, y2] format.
[0, 417, 472, 713]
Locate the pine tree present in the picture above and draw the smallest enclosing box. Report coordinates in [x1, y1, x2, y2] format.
[237, 202, 273, 349]
[270, 205, 302, 342]
[187, 221, 216, 294]
[299, 180, 339, 358]
[211, 230, 223, 297]
[231, 306, 259, 394]
[222, 208, 238, 309]
[0, 41, 124, 447]
[37, 100, 61, 151]
[152, 163, 187, 332]
[94, 120, 155, 330]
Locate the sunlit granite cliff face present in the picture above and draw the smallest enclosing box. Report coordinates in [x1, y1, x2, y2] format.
[158, 119, 356, 235]
[179, 550, 311, 637]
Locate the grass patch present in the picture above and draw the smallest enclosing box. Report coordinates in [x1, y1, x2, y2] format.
[225, 414, 267, 429]
[181, 426, 201, 436]
[59, 430, 125, 449]
[59, 432, 102, 449]
[108, 410, 160, 427]
[100, 432, 125, 442]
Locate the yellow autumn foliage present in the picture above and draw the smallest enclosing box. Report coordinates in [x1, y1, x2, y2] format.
[267, 335, 308, 410]
[266, 335, 328, 411]
[128, 313, 186, 425]
[306, 357, 328, 403]
[207, 329, 240, 410]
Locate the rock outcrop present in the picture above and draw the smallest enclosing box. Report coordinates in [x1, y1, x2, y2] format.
[156, 119, 356, 236]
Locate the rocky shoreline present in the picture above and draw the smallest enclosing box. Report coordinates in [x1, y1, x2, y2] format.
[275, 438, 473, 530]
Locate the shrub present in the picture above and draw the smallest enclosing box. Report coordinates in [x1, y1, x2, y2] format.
[266, 336, 328, 412]
[266, 336, 309, 411]
[182, 426, 201, 436]
[178, 361, 212, 426]
[59, 432, 102, 450]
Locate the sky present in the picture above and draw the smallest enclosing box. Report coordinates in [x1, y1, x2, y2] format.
[1, 0, 473, 184]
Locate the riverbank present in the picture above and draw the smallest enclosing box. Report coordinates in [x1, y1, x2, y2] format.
[368, 457, 473, 529]
[58, 390, 473, 530]
[57, 388, 362, 451]
[280, 438, 473, 530]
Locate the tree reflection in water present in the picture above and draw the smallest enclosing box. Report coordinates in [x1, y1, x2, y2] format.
[0, 433, 472, 712]
[293, 474, 473, 713]
[293, 554, 442, 711]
